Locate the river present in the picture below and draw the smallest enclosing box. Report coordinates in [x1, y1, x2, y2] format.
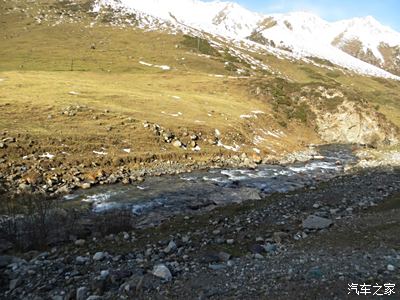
[63, 145, 358, 226]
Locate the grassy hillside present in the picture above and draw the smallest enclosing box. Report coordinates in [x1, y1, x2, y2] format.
[1, 0, 399, 184]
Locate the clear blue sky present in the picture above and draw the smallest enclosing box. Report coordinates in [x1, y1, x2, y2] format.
[209, 0, 400, 31]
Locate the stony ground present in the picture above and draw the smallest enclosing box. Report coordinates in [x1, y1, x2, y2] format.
[1, 167, 399, 299]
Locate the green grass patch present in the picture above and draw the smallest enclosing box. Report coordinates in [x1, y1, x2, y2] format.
[180, 35, 219, 56]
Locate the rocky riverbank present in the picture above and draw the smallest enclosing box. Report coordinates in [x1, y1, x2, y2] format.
[1, 168, 399, 299]
[0, 129, 329, 199]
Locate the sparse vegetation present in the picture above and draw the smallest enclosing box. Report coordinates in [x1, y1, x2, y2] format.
[325, 70, 342, 78]
[307, 56, 335, 67]
[248, 30, 271, 46]
[180, 35, 219, 56]
[0, 192, 78, 250]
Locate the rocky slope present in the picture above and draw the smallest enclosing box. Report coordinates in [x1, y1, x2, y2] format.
[1, 168, 400, 299]
[300, 86, 400, 146]
[251, 79, 400, 148]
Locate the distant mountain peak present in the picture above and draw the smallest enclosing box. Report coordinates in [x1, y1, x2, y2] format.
[94, 0, 400, 79]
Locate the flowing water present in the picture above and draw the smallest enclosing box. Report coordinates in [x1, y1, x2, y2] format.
[64, 145, 357, 221]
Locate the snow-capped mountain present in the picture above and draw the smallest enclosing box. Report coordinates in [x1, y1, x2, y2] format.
[333, 16, 400, 61]
[94, 0, 400, 79]
[252, 12, 400, 78]
[331, 16, 400, 75]
[93, 0, 263, 37]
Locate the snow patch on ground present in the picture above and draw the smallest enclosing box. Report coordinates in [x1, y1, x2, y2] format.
[217, 141, 240, 152]
[240, 114, 256, 119]
[39, 153, 55, 159]
[93, 150, 108, 156]
[139, 60, 171, 70]
[161, 111, 183, 117]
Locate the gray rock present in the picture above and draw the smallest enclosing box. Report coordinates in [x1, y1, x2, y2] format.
[226, 239, 234, 245]
[76, 256, 89, 265]
[100, 270, 110, 279]
[75, 239, 86, 246]
[81, 183, 91, 189]
[93, 252, 106, 261]
[387, 264, 395, 271]
[172, 140, 182, 148]
[181, 235, 190, 243]
[208, 264, 226, 271]
[9, 277, 22, 291]
[86, 296, 103, 300]
[164, 240, 177, 253]
[242, 158, 257, 169]
[217, 252, 231, 262]
[56, 185, 71, 195]
[18, 183, 32, 191]
[107, 175, 118, 184]
[0, 255, 20, 268]
[152, 264, 172, 281]
[76, 287, 88, 300]
[264, 243, 278, 253]
[302, 215, 333, 230]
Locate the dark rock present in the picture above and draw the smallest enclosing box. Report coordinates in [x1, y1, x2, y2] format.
[307, 266, 323, 279]
[249, 244, 265, 254]
[9, 277, 22, 291]
[0, 255, 18, 268]
[302, 215, 333, 230]
[217, 252, 231, 262]
[91, 277, 108, 295]
[76, 286, 88, 300]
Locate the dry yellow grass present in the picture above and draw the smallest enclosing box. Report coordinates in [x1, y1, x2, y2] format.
[0, 0, 398, 174]
[0, 70, 316, 163]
